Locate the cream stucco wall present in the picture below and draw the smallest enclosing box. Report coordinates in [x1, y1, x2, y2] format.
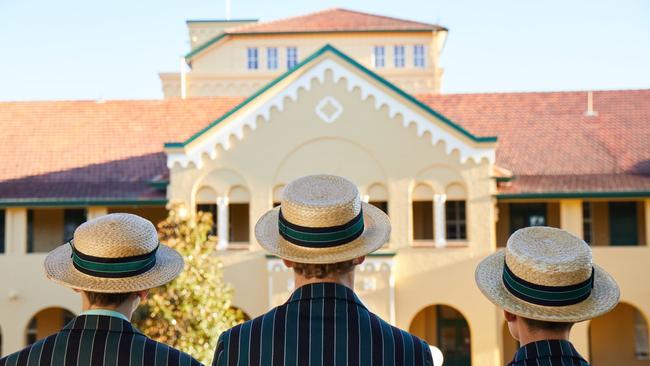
[162, 31, 446, 98]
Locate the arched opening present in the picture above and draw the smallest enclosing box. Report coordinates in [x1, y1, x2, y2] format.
[195, 186, 218, 235]
[367, 183, 389, 214]
[412, 183, 434, 242]
[445, 183, 467, 241]
[590, 302, 650, 365]
[25, 307, 75, 346]
[409, 305, 471, 366]
[501, 321, 519, 365]
[228, 186, 250, 244]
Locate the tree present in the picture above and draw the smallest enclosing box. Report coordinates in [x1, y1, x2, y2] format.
[134, 204, 245, 364]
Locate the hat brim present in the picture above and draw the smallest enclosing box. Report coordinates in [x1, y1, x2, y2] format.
[44, 244, 185, 293]
[255, 202, 390, 264]
[475, 250, 620, 322]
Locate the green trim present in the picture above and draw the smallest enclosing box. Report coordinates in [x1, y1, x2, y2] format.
[0, 198, 168, 208]
[496, 191, 650, 200]
[185, 33, 228, 59]
[147, 180, 169, 190]
[495, 176, 514, 183]
[185, 29, 444, 60]
[168, 44, 496, 149]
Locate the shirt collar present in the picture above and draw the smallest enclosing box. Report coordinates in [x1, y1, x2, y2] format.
[286, 282, 366, 309]
[511, 339, 586, 363]
[62, 313, 143, 335]
[80, 309, 130, 322]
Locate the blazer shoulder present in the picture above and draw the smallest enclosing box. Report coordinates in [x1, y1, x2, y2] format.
[0, 333, 58, 365]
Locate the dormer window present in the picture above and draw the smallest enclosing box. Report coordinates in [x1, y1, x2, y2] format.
[414, 44, 426, 68]
[247, 47, 259, 70]
[373, 46, 385, 68]
[287, 47, 298, 69]
[394, 45, 405, 68]
[267, 47, 278, 70]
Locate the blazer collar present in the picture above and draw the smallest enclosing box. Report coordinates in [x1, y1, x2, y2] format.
[286, 282, 366, 309]
[511, 339, 586, 363]
[62, 314, 144, 335]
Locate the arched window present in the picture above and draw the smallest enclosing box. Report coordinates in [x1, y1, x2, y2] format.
[229, 186, 250, 244]
[412, 184, 434, 241]
[409, 305, 471, 365]
[367, 183, 389, 214]
[590, 302, 650, 363]
[196, 186, 218, 235]
[273, 185, 285, 208]
[445, 183, 467, 240]
[25, 307, 75, 346]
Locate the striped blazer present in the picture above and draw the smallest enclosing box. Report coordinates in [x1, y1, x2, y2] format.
[213, 282, 433, 366]
[507, 339, 589, 366]
[0, 314, 203, 366]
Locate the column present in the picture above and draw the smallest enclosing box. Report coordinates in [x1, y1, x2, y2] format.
[560, 199, 583, 238]
[5, 208, 27, 255]
[434, 194, 447, 247]
[216, 196, 229, 250]
[86, 207, 108, 221]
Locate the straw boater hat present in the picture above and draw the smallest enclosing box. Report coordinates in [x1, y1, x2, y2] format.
[44, 213, 184, 293]
[475, 226, 620, 322]
[255, 174, 391, 264]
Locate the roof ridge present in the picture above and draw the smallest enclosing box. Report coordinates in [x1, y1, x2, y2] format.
[224, 8, 336, 33]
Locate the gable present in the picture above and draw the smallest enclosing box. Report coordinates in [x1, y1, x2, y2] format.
[166, 45, 496, 169]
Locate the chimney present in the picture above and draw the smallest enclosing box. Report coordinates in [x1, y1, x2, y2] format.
[584, 91, 598, 117]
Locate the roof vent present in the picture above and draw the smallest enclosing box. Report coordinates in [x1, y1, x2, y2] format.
[585, 91, 598, 117]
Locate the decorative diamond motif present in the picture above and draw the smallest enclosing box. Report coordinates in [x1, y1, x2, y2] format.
[315, 96, 343, 123]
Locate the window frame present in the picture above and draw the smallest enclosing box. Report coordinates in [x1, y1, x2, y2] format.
[246, 47, 259, 70]
[394, 45, 405, 68]
[373, 46, 385, 68]
[286, 47, 298, 69]
[267, 47, 278, 70]
[414, 44, 426, 68]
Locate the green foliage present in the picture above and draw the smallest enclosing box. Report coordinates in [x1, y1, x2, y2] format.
[134, 204, 245, 364]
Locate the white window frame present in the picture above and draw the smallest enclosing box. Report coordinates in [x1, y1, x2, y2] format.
[247, 47, 258, 70]
[414, 44, 426, 68]
[372, 46, 385, 68]
[286, 47, 298, 69]
[267, 47, 278, 70]
[394, 45, 405, 68]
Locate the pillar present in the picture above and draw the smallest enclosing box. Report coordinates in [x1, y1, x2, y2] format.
[5, 208, 27, 255]
[217, 196, 229, 250]
[434, 194, 447, 247]
[560, 199, 583, 238]
[86, 207, 108, 221]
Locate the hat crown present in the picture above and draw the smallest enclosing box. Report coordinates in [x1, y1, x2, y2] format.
[73, 213, 159, 258]
[505, 226, 593, 287]
[281, 175, 361, 228]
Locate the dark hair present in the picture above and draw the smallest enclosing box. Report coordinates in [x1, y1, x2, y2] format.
[292, 260, 356, 279]
[84, 291, 136, 306]
[522, 317, 574, 332]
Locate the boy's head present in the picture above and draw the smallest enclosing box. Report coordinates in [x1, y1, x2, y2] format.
[504, 310, 574, 341]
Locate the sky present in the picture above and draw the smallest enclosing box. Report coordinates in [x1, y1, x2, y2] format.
[0, 0, 648, 101]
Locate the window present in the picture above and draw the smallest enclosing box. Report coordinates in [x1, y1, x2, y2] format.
[414, 44, 426, 68]
[373, 46, 385, 68]
[582, 202, 593, 244]
[509, 203, 547, 234]
[394, 45, 405, 68]
[0, 209, 4, 254]
[247, 47, 258, 70]
[229, 186, 250, 243]
[446, 201, 467, 240]
[412, 184, 434, 241]
[267, 47, 278, 70]
[286, 47, 298, 69]
[63, 209, 86, 241]
[609, 202, 638, 245]
[368, 184, 388, 215]
[196, 204, 218, 235]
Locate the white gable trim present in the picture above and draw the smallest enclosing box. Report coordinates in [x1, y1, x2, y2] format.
[167, 58, 495, 169]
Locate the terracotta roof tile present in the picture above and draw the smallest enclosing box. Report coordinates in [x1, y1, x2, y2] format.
[1, 89, 649, 201]
[225, 8, 445, 34]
